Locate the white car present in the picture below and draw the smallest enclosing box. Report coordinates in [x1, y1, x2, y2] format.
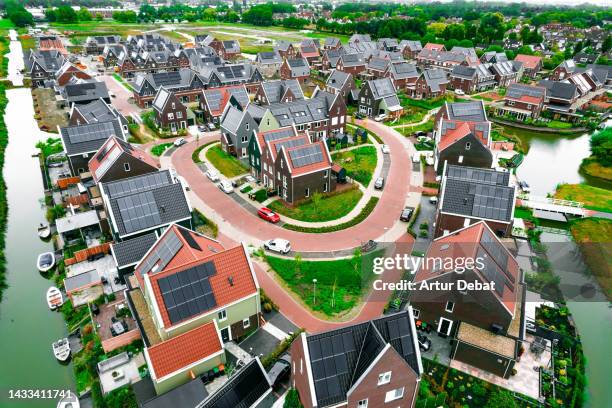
[174, 137, 186, 147]
[264, 239, 291, 254]
[205, 169, 220, 182]
[218, 180, 234, 194]
[454, 89, 465, 95]
[429, 196, 438, 204]
[381, 144, 390, 154]
[374, 113, 387, 122]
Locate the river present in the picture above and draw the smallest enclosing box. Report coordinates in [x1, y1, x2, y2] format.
[0, 91, 74, 406]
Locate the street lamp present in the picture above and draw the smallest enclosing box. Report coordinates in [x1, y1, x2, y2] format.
[313, 278, 318, 305]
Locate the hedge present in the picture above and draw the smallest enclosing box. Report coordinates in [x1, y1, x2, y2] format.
[0, 85, 8, 300]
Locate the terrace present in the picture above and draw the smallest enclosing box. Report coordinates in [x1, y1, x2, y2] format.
[93, 292, 141, 353]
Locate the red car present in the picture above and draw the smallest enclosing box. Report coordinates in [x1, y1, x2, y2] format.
[258, 207, 280, 223]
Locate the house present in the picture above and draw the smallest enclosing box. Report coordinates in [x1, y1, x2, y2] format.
[132, 69, 207, 108]
[377, 38, 399, 52]
[434, 165, 516, 238]
[100, 171, 191, 240]
[299, 44, 320, 67]
[274, 40, 298, 59]
[574, 52, 599, 65]
[495, 83, 546, 120]
[69, 98, 127, 127]
[111, 232, 158, 278]
[280, 58, 310, 83]
[152, 88, 188, 132]
[323, 37, 342, 51]
[366, 57, 390, 79]
[89, 136, 158, 184]
[513, 54, 542, 79]
[220, 104, 259, 159]
[248, 127, 298, 182]
[423, 43, 445, 52]
[411, 68, 449, 99]
[254, 79, 305, 105]
[410, 221, 524, 379]
[450, 46, 480, 65]
[55, 62, 92, 87]
[38, 35, 67, 55]
[449, 65, 496, 94]
[321, 48, 346, 71]
[325, 70, 355, 102]
[217, 40, 241, 59]
[358, 78, 403, 118]
[200, 63, 263, 93]
[347, 41, 377, 60]
[550, 59, 581, 81]
[434, 120, 493, 174]
[84, 35, 122, 54]
[480, 51, 508, 64]
[336, 53, 367, 76]
[127, 224, 260, 394]
[349, 34, 372, 44]
[399, 40, 423, 60]
[255, 51, 283, 77]
[62, 80, 110, 106]
[435, 100, 488, 130]
[59, 118, 127, 175]
[416, 49, 467, 71]
[291, 311, 422, 408]
[488, 60, 523, 88]
[101, 45, 125, 68]
[538, 80, 579, 118]
[24, 49, 66, 87]
[117, 49, 181, 78]
[387, 61, 419, 91]
[201, 85, 249, 125]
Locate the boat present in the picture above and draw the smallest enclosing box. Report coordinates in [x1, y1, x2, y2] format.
[37, 223, 51, 239]
[46, 286, 63, 310]
[37, 252, 55, 273]
[57, 393, 80, 408]
[52, 338, 71, 362]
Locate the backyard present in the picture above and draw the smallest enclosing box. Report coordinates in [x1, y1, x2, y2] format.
[268, 186, 363, 222]
[205, 144, 249, 178]
[331, 145, 377, 186]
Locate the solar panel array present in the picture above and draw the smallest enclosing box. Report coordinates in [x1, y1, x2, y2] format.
[393, 62, 417, 75]
[288, 144, 324, 168]
[263, 127, 295, 143]
[471, 184, 512, 221]
[507, 84, 545, 99]
[274, 137, 308, 154]
[379, 314, 416, 363]
[152, 71, 182, 87]
[447, 166, 509, 186]
[351, 324, 385, 384]
[449, 102, 486, 121]
[158, 261, 217, 324]
[94, 147, 121, 180]
[105, 171, 171, 199]
[65, 82, 97, 97]
[178, 227, 202, 251]
[481, 229, 514, 283]
[96, 143, 112, 162]
[139, 229, 183, 275]
[66, 122, 116, 144]
[477, 247, 505, 296]
[117, 191, 162, 234]
[217, 65, 248, 80]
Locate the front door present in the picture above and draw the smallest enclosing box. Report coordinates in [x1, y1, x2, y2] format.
[438, 317, 453, 337]
[220, 327, 230, 343]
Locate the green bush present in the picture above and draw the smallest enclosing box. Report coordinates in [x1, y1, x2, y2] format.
[261, 330, 303, 369]
[284, 388, 304, 408]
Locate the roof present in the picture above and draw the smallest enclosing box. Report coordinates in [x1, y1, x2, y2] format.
[269, 135, 310, 161]
[111, 232, 158, 269]
[399, 40, 422, 52]
[300, 44, 319, 58]
[64, 269, 101, 293]
[424, 43, 445, 51]
[256, 50, 282, 64]
[152, 87, 177, 112]
[56, 210, 100, 234]
[451, 65, 477, 79]
[438, 120, 490, 152]
[255, 126, 298, 153]
[305, 311, 420, 407]
[440, 165, 514, 222]
[457, 322, 516, 358]
[339, 53, 365, 67]
[89, 136, 157, 183]
[282, 140, 332, 176]
[538, 79, 577, 101]
[203, 85, 249, 117]
[60, 118, 125, 156]
[72, 99, 121, 124]
[422, 68, 449, 92]
[142, 376, 209, 408]
[133, 69, 203, 94]
[326, 70, 351, 91]
[222, 39, 240, 53]
[490, 60, 521, 77]
[135, 225, 257, 328]
[444, 101, 487, 122]
[261, 79, 305, 103]
[63, 81, 109, 103]
[388, 61, 418, 80]
[25, 49, 65, 73]
[266, 91, 337, 127]
[367, 57, 389, 72]
[286, 58, 310, 77]
[274, 40, 292, 52]
[514, 54, 542, 70]
[198, 358, 271, 408]
[368, 77, 396, 99]
[506, 83, 546, 104]
[102, 171, 191, 238]
[146, 321, 222, 379]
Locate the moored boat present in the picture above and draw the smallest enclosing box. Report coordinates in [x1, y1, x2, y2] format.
[37, 223, 51, 239]
[46, 286, 63, 310]
[37, 252, 55, 273]
[52, 338, 71, 362]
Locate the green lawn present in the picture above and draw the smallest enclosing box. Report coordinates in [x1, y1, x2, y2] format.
[399, 93, 455, 111]
[205, 144, 249, 177]
[269, 187, 363, 222]
[554, 183, 612, 213]
[547, 120, 573, 129]
[151, 143, 173, 157]
[331, 146, 377, 186]
[570, 218, 612, 300]
[266, 250, 380, 316]
[396, 120, 435, 136]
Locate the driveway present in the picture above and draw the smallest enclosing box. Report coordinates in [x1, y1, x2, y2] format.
[98, 74, 142, 118]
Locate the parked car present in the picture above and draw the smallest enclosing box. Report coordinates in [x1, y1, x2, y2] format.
[454, 89, 465, 95]
[400, 206, 414, 222]
[207, 122, 216, 131]
[374, 113, 387, 122]
[429, 196, 438, 204]
[267, 353, 291, 389]
[414, 131, 427, 137]
[374, 177, 384, 190]
[354, 112, 365, 119]
[258, 207, 280, 223]
[197, 125, 207, 132]
[218, 180, 234, 194]
[526, 321, 537, 334]
[519, 180, 531, 193]
[174, 137, 186, 147]
[381, 144, 390, 154]
[205, 169, 220, 182]
[264, 238, 291, 254]
[417, 334, 431, 352]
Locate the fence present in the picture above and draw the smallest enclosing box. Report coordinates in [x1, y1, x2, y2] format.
[64, 242, 112, 266]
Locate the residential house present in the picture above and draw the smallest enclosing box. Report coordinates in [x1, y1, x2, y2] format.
[132, 69, 207, 108]
[69, 98, 127, 128]
[201, 85, 249, 125]
[38, 35, 67, 56]
[291, 311, 422, 408]
[100, 170, 191, 240]
[111, 232, 158, 278]
[574, 52, 599, 65]
[336, 53, 367, 76]
[152, 88, 188, 132]
[325, 70, 355, 103]
[59, 118, 127, 175]
[321, 48, 346, 71]
[423, 43, 446, 52]
[434, 165, 516, 238]
[274, 40, 298, 59]
[411, 68, 449, 99]
[450, 46, 480, 65]
[435, 100, 488, 130]
[56, 62, 92, 87]
[89, 136, 158, 184]
[24, 49, 66, 87]
[377, 38, 399, 52]
[550, 59, 581, 81]
[358, 78, 403, 118]
[254, 79, 305, 105]
[410, 221, 524, 379]
[538, 80, 579, 119]
[513, 54, 542, 79]
[117, 49, 181, 78]
[84, 35, 122, 54]
[280, 58, 310, 83]
[387, 61, 419, 92]
[255, 51, 283, 77]
[215, 40, 241, 59]
[323, 37, 342, 51]
[248, 127, 298, 182]
[434, 120, 493, 174]
[299, 44, 320, 67]
[200, 63, 263, 93]
[416, 48, 466, 71]
[62, 80, 110, 106]
[480, 51, 508, 64]
[366, 57, 390, 79]
[488, 60, 523, 88]
[399, 40, 423, 60]
[349, 34, 372, 44]
[449, 65, 496, 94]
[101, 45, 126, 68]
[495, 83, 546, 120]
[220, 104, 259, 159]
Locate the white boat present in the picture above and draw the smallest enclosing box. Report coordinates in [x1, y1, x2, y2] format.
[47, 287, 63, 310]
[37, 252, 55, 273]
[57, 393, 80, 408]
[38, 223, 51, 239]
[52, 338, 71, 362]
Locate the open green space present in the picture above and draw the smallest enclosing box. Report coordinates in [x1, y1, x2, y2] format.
[268, 187, 362, 222]
[205, 144, 249, 178]
[150, 143, 172, 157]
[554, 183, 612, 213]
[399, 92, 455, 111]
[396, 120, 435, 136]
[331, 146, 377, 186]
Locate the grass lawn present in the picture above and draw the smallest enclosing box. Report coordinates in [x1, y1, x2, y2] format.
[331, 146, 377, 186]
[570, 218, 612, 300]
[112, 73, 134, 92]
[269, 187, 363, 222]
[554, 183, 612, 213]
[396, 120, 435, 136]
[547, 120, 573, 129]
[387, 107, 427, 125]
[205, 144, 248, 177]
[151, 143, 173, 157]
[580, 159, 612, 182]
[19, 35, 36, 51]
[265, 250, 380, 316]
[514, 206, 534, 220]
[399, 93, 455, 111]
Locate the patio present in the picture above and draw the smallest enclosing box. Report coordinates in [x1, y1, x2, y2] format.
[419, 331, 452, 366]
[94, 292, 138, 342]
[97, 351, 145, 395]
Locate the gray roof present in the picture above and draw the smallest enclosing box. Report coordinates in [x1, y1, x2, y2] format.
[64, 269, 101, 293]
[60, 118, 125, 156]
[369, 77, 397, 99]
[86, 35, 121, 46]
[451, 65, 477, 79]
[422, 69, 449, 92]
[261, 79, 304, 103]
[63, 81, 109, 104]
[349, 34, 372, 43]
[25, 49, 65, 73]
[222, 40, 240, 53]
[587, 64, 612, 83]
[324, 48, 345, 67]
[144, 376, 209, 408]
[274, 40, 292, 52]
[267, 91, 336, 127]
[450, 46, 478, 61]
[220, 105, 247, 135]
[152, 87, 172, 112]
[56, 210, 100, 234]
[489, 60, 521, 76]
[133, 69, 202, 94]
[367, 57, 389, 72]
[441, 165, 514, 222]
[538, 80, 577, 100]
[324, 38, 340, 47]
[73, 99, 121, 124]
[506, 83, 546, 100]
[481, 51, 508, 63]
[287, 58, 310, 77]
[111, 232, 158, 268]
[326, 70, 351, 91]
[399, 40, 422, 52]
[389, 61, 418, 79]
[203, 86, 249, 113]
[445, 101, 487, 122]
[256, 50, 282, 64]
[103, 170, 191, 237]
[340, 53, 365, 67]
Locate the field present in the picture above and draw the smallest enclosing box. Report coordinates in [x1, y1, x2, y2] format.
[554, 183, 612, 213]
[331, 146, 377, 186]
[205, 144, 248, 177]
[580, 159, 612, 182]
[570, 218, 612, 300]
[269, 187, 363, 222]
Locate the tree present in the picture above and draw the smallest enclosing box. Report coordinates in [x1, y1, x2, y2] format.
[113, 11, 138, 24]
[77, 9, 92, 22]
[590, 128, 612, 166]
[241, 5, 274, 26]
[138, 4, 157, 22]
[54, 6, 78, 23]
[484, 388, 517, 408]
[95, 13, 103, 21]
[602, 35, 612, 54]
[283, 388, 303, 408]
[5, 1, 33, 27]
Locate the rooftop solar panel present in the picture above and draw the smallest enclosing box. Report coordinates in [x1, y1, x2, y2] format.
[117, 191, 162, 234]
[178, 227, 202, 251]
[139, 229, 183, 275]
[66, 122, 116, 144]
[274, 137, 308, 154]
[105, 171, 171, 198]
[288, 144, 324, 168]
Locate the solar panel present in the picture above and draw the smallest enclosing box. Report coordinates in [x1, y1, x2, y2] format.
[288, 144, 324, 168]
[178, 227, 202, 251]
[472, 185, 511, 220]
[263, 128, 295, 142]
[477, 247, 505, 296]
[94, 147, 121, 179]
[117, 191, 162, 234]
[140, 228, 184, 274]
[152, 71, 182, 87]
[274, 137, 308, 154]
[96, 143, 112, 162]
[105, 171, 171, 198]
[481, 229, 513, 283]
[158, 261, 217, 324]
[66, 122, 116, 144]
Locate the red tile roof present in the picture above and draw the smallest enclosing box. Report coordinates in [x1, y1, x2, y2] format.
[438, 120, 489, 152]
[514, 54, 542, 70]
[283, 140, 332, 176]
[147, 321, 222, 379]
[424, 43, 445, 51]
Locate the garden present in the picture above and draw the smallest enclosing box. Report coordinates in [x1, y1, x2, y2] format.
[331, 145, 377, 186]
[150, 142, 173, 157]
[268, 186, 363, 222]
[205, 144, 249, 178]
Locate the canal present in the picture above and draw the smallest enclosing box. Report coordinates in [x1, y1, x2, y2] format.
[0, 88, 74, 407]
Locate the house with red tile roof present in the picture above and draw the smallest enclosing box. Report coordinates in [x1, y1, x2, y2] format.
[434, 119, 493, 174]
[88, 136, 159, 184]
[495, 83, 547, 120]
[200, 84, 249, 125]
[128, 224, 261, 394]
[513, 54, 542, 79]
[38, 35, 68, 56]
[409, 221, 524, 379]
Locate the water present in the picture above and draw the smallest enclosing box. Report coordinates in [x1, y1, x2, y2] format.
[0, 88, 74, 407]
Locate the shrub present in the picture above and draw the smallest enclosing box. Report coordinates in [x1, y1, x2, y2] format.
[284, 388, 304, 408]
[261, 330, 304, 369]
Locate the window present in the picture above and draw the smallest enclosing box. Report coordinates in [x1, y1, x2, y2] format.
[171, 102, 175, 109]
[168, 113, 174, 120]
[246, 123, 249, 131]
[465, 142, 471, 150]
[445, 301, 455, 313]
[458, 155, 463, 163]
[412, 308, 420, 319]
[242, 318, 250, 329]
[323, 170, 328, 178]
[123, 163, 131, 172]
[357, 399, 368, 407]
[241, 135, 248, 143]
[218, 310, 227, 321]
[177, 111, 183, 119]
[323, 182, 328, 192]
[384, 387, 404, 403]
[378, 371, 392, 385]
[305, 188, 310, 198]
[277, 172, 281, 181]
